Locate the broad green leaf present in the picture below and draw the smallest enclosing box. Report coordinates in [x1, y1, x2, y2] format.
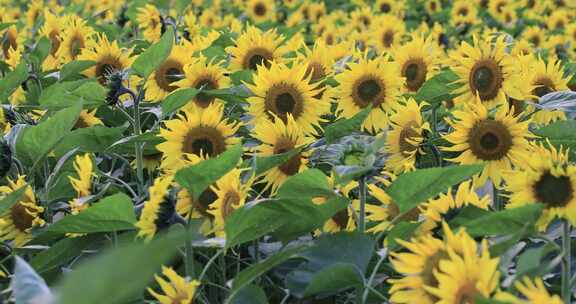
[460, 204, 544, 237]
[0, 186, 27, 215]
[325, 106, 371, 144]
[516, 243, 559, 278]
[277, 169, 332, 199]
[0, 63, 27, 103]
[203, 88, 250, 105]
[253, 147, 302, 177]
[533, 120, 576, 158]
[303, 263, 364, 297]
[415, 69, 461, 104]
[0, 23, 15, 31]
[42, 193, 136, 234]
[229, 245, 307, 302]
[387, 164, 484, 213]
[15, 103, 82, 167]
[53, 126, 127, 158]
[448, 205, 491, 228]
[28, 37, 51, 67]
[230, 70, 253, 85]
[56, 229, 185, 304]
[160, 88, 199, 116]
[39, 80, 106, 109]
[107, 130, 162, 155]
[175, 144, 243, 202]
[59, 60, 96, 82]
[12, 257, 53, 304]
[386, 221, 421, 252]
[229, 285, 269, 304]
[30, 235, 102, 274]
[132, 28, 174, 78]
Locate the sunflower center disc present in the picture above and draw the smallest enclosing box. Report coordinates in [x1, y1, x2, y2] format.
[195, 79, 217, 107]
[49, 31, 61, 55]
[276, 92, 296, 114]
[358, 79, 382, 103]
[70, 36, 84, 59]
[472, 66, 494, 92]
[468, 120, 512, 161]
[399, 121, 420, 154]
[165, 68, 182, 84]
[533, 77, 555, 98]
[403, 59, 427, 91]
[196, 188, 217, 217]
[382, 31, 394, 47]
[380, 3, 391, 13]
[430, 2, 437, 10]
[10, 203, 34, 232]
[254, 3, 266, 16]
[470, 60, 502, 101]
[534, 172, 573, 208]
[274, 138, 301, 176]
[248, 54, 267, 70]
[191, 138, 214, 156]
[221, 191, 240, 219]
[332, 209, 349, 229]
[454, 282, 480, 304]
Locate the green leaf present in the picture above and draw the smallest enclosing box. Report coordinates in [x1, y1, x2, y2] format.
[15, 103, 82, 167]
[30, 235, 102, 274]
[253, 147, 302, 176]
[516, 243, 559, 278]
[277, 168, 332, 199]
[448, 205, 491, 228]
[229, 285, 269, 304]
[203, 88, 250, 105]
[59, 60, 96, 82]
[160, 88, 199, 116]
[0, 63, 27, 103]
[29, 37, 51, 67]
[42, 193, 136, 234]
[12, 257, 53, 304]
[53, 126, 127, 158]
[39, 80, 106, 109]
[459, 204, 544, 237]
[533, 120, 576, 158]
[175, 144, 243, 202]
[56, 229, 185, 304]
[325, 106, 372, 144]
[229, 245, 307, 302]
[0, 186, 27, 215]
[0, 23, 15, 31]
[303, 263, 364, 297]
[415, 69, 461, 104]
[131, 27, 174, 78]
[386, 221, 421, 252]
[230, 70, 253, 86]
[387, 164, 484, 214]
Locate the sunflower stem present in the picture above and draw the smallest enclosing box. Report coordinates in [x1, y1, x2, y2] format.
[362, 249, 388, 303]
[561, 221, 572, 303]
[184, 220, 196, 279]
[492, 184, 502, 211]
[132, 89, 144, 195]
[358, 176, 367, 233]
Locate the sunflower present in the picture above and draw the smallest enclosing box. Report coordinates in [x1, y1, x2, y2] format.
[425, 0, 442, 15]
[335, 53, 404, 133]
[199, 8, 224, 29]
[1, 25, 25, 66]
[173, 57, 230, 110]
[495, 277, 563, 304]
[393, 34, 441, 93]
[370, 15, 405, 53]
[388, 222, 479, 304]
[246, 61, 328, 135]
[78, 34, 134, 85]
[443, 100, 533, 187]
[246, 0, 275, 24]
[294, 41, 335, 103]
[25, 0, 44, 28]
[252, 114, 313, 193]
[55, 16, 94, 63]
[450, 35, 526, 108]
[74, 110, 103, 129]
[488, 0, 511, 20]
[350, 7, 373, 31]
[374, 0, 405, 16]
[207, 169, 251, 237]
[547, 9, 570, 31]
[424, 238, 501, 303]
[226, 26, 287, 72]
[451, 0, 477, 28]
[136, 4, 162, 42]
[385, 98, 430, 174]
[135, 175, 173, 242]
[522, 26, 546, 49]
[148, 266, 200, 304]
[144, 44, 193, 102]
[0, 176, 45, 247]
[39, 9, 66, 70]
[504, 143, 576, 231]
[68, 154, 93, 214]
[511, 39, 534, 57]
[157, 103, 241, 172]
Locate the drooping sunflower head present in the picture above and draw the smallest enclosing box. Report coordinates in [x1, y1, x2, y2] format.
[135, 175, 174, 242]
[252, 114, 313, 194]
[226, 26, 287, 72]
[208, 168, 251, 237]
[144, 44, 193, 102]
[174, 57, 230, 109]
[451, 35, 525, 108]
[246, 0, 276, 24]
[393, 34, 441, 92]
[55, 16, 95, 63]
[385, 98, 430, 174]
[25, 0, 44, 29]
[157, 102, 241, 172]
[504, 143, 576, 230]
[335, 53, 404, 133]
[136, 4, 162, 42]
[0, 176, 45, 247]
[1, 25, 25, 65]
[148, 266, 200, 303]
[443, 99, 533, 186]
[78, 34, 134, 85]
[370, 15, 406, 52]
[246, 61, 328, 135]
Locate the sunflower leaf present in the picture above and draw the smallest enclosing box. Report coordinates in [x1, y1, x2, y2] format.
[386, 164, 484, 214]
[533, 120, 576, 159]
[459, 203, 544, 237]
[28, 36, 52, 68]
[252, 147, 303, 177]
[228, 284, 269, 304]
[131, 27, 174, 79]
[0, 63, 28, 103]
[53, 126, 128, 158]
[415, 69, 461, 104]
[59, 60, 96, 82]
[325, 106, 372, 144]
[29, 234, 102, 275]
[161, 88, 199, 117]
[0, 186, 28, 215]
[175, 144, 243, 202]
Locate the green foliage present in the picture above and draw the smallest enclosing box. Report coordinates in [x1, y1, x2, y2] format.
[325, 106, 371, 144]
[0, 63, 27, 103]
[131, 28, 174, 78]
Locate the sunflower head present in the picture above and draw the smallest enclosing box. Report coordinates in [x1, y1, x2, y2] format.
[148, 266, 200, 303]
[226, 26, 287, 72]
[78, 34, 134, 85]
[246, 0, 276, 24]
[208, 168, 251, 237]
[174, 57, 230, 109]
[144, 44, 194, 102]
[55, 16, 95, 63]
[135, 175, 174, 242]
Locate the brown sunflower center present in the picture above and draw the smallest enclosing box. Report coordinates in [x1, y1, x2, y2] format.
[2, 34, 17, 59]
[533, 172, 573, 208]
[155, 60, 183, 92]
[399, 121, 420, 154]
[10, 203, 35, 232]
[458, 8, 469, 16]
[325, 34, 335, 45]
[430, 1, 437, 11]
[533, 77, 555, 98]
[264, 83, 304, 122]
[220, 191, 241, 219]
[49, 31, 61, 56]
[243, 47, 273, 70]
[306, 61, 327, 83]
[468, 119, 512, 161]
[73, 115, 90, 130]
[254, 3, 267, 16]
[469, 59, 503, 101]
[454, 281, 481, 304]
[382, 30, 394, 48]
[95, 58, 122, 85]
[388, 202, 420, 221]
[353, 76, 386, 108]
[332, 208, 349, 229]
[402, 58, 428, 91]
[195, 188, 218, 218]
[421, 249, 450, 290]
[183, 126, 227, 157]
[380, 3, 391, 13]
[360, 16, 370, 27]
[194, 77, 218, 108]
[273, 137, 301, 176]
[530, 35, 540, 47]
[69, 35, 85, 59]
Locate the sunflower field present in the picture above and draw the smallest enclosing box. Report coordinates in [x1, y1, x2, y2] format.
[1, 0, 576, 303]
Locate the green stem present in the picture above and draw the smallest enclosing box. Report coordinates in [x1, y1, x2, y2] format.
[492, 184, 502, 211]
[562, 221, 572, 303]
[431, 105, 438, 134]
[362, 249, 388, 303]
[358, 176, 367, 233]
[184, 221, 196, 279]
[132, 91, 144, 195]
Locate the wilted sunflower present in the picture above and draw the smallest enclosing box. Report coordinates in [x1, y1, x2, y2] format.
[148, 266, 200, 304]
[385, 98, 430, 174]
[55, 16, 94, 63]
[246, 61, 328, 135]
[370, 15, 405, 52]
[144, 44, 192, 102]
[174, 56, 230, 109]
[78, 34, 134, 85]
[451, 35, 526, 108]
[68, 154, 93, 214]
[443, 100, 533, 187]
[394, 34, 441, 93]
[135, 175, 173, 242]
[157, 103, 241, 172]
[136, 4, 162, 42]
[207, 169, 251, 237]
[335, 53, 404, 133]
[226, 26, 287, 72]
[0, 176, 45, 247]
[252, 114, 313, 193]
[246, 0, 275, 24]
[495, 277, 563, 304]
[504, 143, 576, 231]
